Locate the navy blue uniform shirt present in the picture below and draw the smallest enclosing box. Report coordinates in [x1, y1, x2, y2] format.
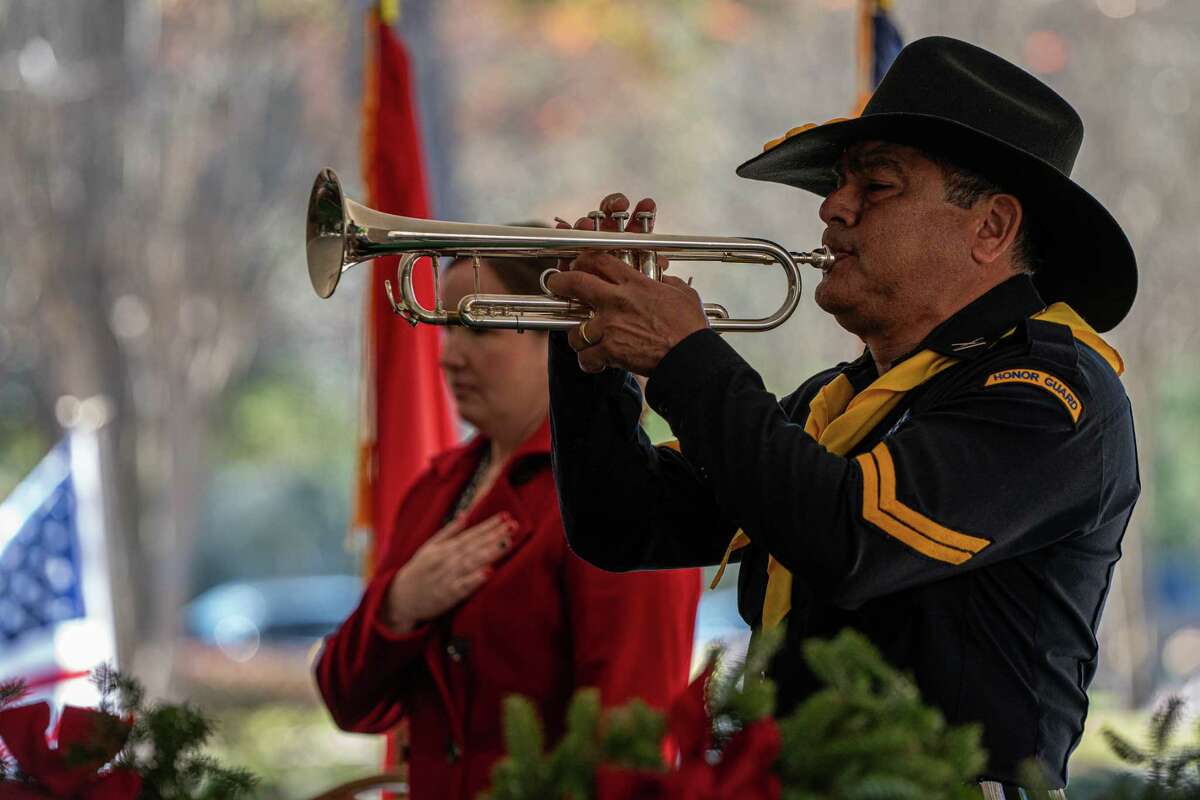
[548, 275, 1140, 785]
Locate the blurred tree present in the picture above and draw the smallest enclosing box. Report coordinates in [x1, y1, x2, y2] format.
[1, 0, 1197, 718]
[0, 0, 355, 693]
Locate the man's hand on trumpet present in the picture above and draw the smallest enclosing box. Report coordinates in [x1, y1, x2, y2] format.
[547, 193, 709, 376]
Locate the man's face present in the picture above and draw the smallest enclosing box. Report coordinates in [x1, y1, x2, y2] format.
[815, 141, 978, 339]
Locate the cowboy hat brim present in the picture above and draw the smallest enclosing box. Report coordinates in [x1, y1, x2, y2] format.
[736, 113, 1137, 333]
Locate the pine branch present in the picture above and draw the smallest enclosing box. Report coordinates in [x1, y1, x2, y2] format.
[600, 698, 666, 770]
[777, 630, 985, 799]
[1151, 697, 1187, 756]
[1105, 729, 1151, 766]
[1097, 695, 1200, 799]
[0, 666, 256, 799]
[0, 679, 27, 710]
[0, 678, 27, 782]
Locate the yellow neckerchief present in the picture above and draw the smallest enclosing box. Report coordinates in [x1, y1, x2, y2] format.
[703, 302, 1123, 631]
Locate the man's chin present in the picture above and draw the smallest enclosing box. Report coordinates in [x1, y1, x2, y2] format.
[813, 282, 854, 318]
[814, 288, 871, 335]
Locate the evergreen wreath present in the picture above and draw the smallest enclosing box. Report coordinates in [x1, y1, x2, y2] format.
[484, 629, 1200, 800]
[0, 666, 256, 800]
[484, 628, 987, 800]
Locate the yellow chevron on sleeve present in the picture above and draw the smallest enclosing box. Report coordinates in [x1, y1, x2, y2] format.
[855, 444, 990, 564]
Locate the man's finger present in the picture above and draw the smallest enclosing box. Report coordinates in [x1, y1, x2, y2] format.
[544, 268, 623, 307]
[571, 252, 638, 286]
[599, 193, 631, 216]
[595, 194, 629, 231]
[553, 218, 575, 269]
[566, 316, 603, 352]
[577, 345, 610, 374]
[629, 197, 657, 233]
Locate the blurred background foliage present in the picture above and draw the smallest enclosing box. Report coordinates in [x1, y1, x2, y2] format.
[2, 0, 1200, 796]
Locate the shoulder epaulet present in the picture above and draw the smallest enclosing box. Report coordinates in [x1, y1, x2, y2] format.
[1022, 318, 1080, 373]
[984, 320, 1086, 425]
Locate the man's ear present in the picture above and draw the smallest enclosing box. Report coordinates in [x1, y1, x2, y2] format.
[971, 193, 1022, 266]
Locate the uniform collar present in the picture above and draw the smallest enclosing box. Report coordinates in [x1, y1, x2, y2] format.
[429, 416, 552, 479]
[920, 274, 1045, 359]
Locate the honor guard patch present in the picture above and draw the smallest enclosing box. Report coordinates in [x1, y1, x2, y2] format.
[985, 369, 1083, 424]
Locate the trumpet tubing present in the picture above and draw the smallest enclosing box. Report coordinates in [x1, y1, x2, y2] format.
[306, 168, 832, 332]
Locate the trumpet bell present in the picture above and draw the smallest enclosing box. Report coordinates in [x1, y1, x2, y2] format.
[307, 168, 350, 299]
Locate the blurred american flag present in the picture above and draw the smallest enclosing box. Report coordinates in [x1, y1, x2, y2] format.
[0, 432, 116, 709]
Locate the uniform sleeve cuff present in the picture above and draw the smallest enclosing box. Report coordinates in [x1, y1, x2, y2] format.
[646, 329, 747, 425]
[550, 330, 629, 390]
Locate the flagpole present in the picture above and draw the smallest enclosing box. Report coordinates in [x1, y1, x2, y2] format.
[67, 414, 118, 658]
[351, 2, 383, 575]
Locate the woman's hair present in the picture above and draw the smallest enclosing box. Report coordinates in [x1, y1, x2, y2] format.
[446, 220, 558, 295]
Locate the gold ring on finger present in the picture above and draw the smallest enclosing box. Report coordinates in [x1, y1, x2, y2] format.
[579, 317, 597, 347]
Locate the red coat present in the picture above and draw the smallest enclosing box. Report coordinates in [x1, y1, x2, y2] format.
[315, 418, 701, 800]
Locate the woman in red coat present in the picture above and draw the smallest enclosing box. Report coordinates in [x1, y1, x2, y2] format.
[315, 252, 701, 800]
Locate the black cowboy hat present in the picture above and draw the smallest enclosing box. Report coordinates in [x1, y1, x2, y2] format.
[736, 36, 1136, 332]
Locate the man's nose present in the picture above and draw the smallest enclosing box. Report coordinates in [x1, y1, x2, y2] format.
[819, 183, 860, 227]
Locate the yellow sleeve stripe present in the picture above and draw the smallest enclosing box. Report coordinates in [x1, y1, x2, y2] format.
[856, 443, 991, 564]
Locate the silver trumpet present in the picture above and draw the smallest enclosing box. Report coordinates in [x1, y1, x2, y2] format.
[306, 168, 833, 332]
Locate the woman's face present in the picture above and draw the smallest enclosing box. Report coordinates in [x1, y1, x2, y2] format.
[438, 260, 549, 436]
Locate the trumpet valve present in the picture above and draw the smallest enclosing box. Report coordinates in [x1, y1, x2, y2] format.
[608, 210, 636, 267]
[639, 251, 661, 281]
[634, 211, 655, 233]
[587, 210, 606, 231]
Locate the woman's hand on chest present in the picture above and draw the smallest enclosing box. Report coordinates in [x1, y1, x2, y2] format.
[381, 512, 517, 633]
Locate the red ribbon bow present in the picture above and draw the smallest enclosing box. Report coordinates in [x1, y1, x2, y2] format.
[600, 668, 781, 800]
[0, 701, 141, 799]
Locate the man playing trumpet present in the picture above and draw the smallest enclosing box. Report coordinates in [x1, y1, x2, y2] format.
[545, 36, 1139, 794]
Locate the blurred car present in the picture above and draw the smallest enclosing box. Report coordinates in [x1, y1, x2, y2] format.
[184, 574, 363, 662]
[184, 572, 750, 675]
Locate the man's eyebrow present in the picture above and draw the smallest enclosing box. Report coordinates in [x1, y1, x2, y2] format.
[836, 148, 909, 178]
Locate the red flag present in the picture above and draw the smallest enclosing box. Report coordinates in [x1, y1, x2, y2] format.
[356, 5, 459, 784]
[354, 5, 458, 574]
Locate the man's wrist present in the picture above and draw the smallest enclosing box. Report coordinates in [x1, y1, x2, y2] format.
[646, 328, 742, 423]
[661, 321, 709, 360]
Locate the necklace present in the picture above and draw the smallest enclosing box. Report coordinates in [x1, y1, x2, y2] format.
[445, 447, 493, 524]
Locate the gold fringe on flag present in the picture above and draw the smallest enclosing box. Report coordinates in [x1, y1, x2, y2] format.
[854, 0, 875, 115]
[351, 5, 383, 577]
[380, 0, 400, 26]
